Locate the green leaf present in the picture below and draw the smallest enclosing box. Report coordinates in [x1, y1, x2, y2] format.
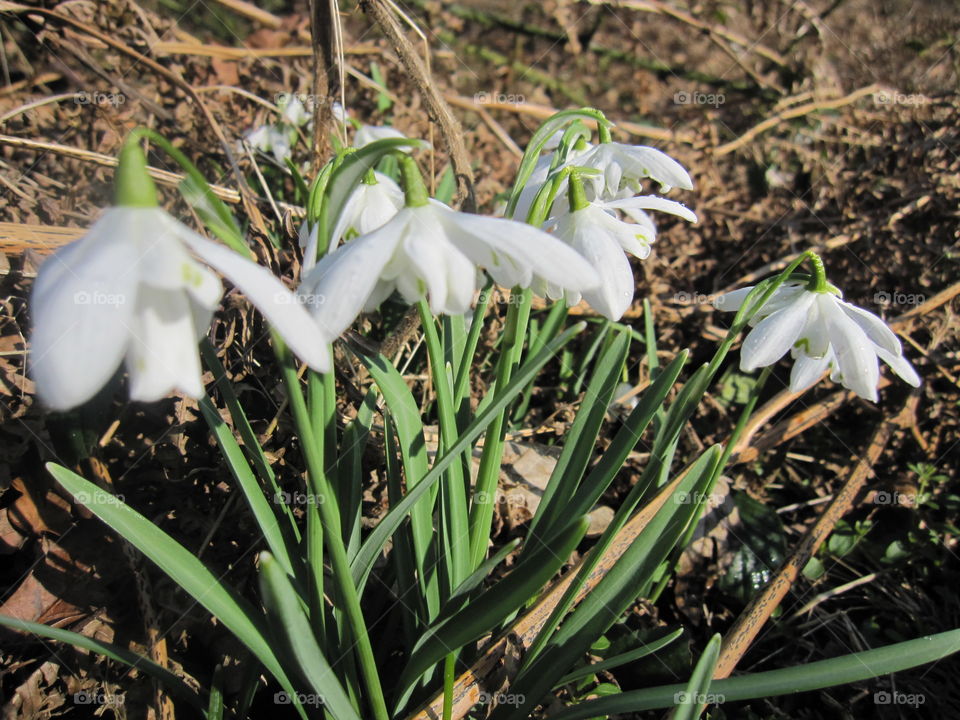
[350, 323, 586, 589]
[258, 553, 362, 720]
[717, 492, 786, 605]
[544, 628, 960, 719]
[671, 634, 721, 720]
[528, 330, 630, 545]
[198, 396, 296, 578]
[557, 628, 684, 686]
[46, 464, 303, 715]
[395, 516, 590, 712]
[0, 615, 205, 714]
[507, 447, 722, 718]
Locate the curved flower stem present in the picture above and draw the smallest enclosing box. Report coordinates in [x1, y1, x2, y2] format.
[276, 338, 388, 720]
[805, 251, 828, 293]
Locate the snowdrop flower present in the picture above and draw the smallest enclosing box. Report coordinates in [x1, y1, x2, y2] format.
[546, 178, 697, 320]
[576, 141, 693, 198]
[245, 123, 293, 164]
[279, 94, 310, 127]
[31, 139, 331, 411]
[714, 279, 921, 402]
[353, 124, 408, 148]
[298, 172, 404, 274]
[300, 156, 599, 338]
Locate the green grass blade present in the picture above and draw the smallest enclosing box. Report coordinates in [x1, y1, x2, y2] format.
[507, 447, 721, 718]
[556, 627, 684, 686]
[395, 516, 590, 713]
[562, 351, 687, 523]
[259, 553, 362, 720]
[198, 396, 296, 578]
[0, 615, 206, 714]
[350, 323, 586, 589]
[672, 634, 721, 720]
[46, 464, 299, 709]
[527, 329, 629, 545]
[545, 628, 960, 719]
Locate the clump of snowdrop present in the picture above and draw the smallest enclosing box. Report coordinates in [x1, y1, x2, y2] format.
[714, 256, 921, 402]
[31, 136, 330, 411]
[518, 136, 698, 320]
[300, 155, 600, 338]
[244, 94, 311, 163]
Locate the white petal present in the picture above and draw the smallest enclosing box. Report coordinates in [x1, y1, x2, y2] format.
[789, 350, 832, 393]
[299, 220, 319, 273]
[604, 195, 698, 224]
[876, 346, 922, 387]
[839, 301, 902, 355]
[300, 216, 405, 337]
[820, 296, 880, 401]
[182, 233, 332, 372]
[713, 286, 754, 312]
[401, 229, 476, 315]
[30, 217, 139, 410]
[739, 293, 815, 371]
[572, 231, 635, 321]
[441, 205, 599, 293]
[126, 287, 203, 402]
[353, 125, 407, 148]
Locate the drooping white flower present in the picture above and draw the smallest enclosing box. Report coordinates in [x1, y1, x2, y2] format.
[713, 282, 921, 401]
[31, 207, 331, 411]
[245, 123, 294, 164]
[279, 95, 310, 127]
[330, 172, 405, 247]
[546, 196, 697, 320]
[575, 142, 694, 198]
[353, 124, 408, 148]
[299, 200, 600, 338]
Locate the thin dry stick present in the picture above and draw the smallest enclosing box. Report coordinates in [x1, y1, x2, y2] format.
[210, 0, 283, 28]
[0, 1, 268, 235]
[0, 135, 241, 202]
[360, 0, 476, 211]
[713, 395, 917, 679]
[150, 41, 382, 59]
[714, 84, 880, 156]
[444, 94, 693, 144]
[590, 0, 788, 67]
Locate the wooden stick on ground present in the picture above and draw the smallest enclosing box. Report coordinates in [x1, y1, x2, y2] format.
[713, 394, 918, 679]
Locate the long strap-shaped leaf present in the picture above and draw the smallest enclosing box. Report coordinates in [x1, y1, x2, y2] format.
[259, 553, 362, 720]
[0, 615, 206, 714]
[545, 628, 960, 719]
[350, 323, 586, 590]
[198, 396, 297, 578]
[47, 464, 306, 719]
[394, 516, 590, 712]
